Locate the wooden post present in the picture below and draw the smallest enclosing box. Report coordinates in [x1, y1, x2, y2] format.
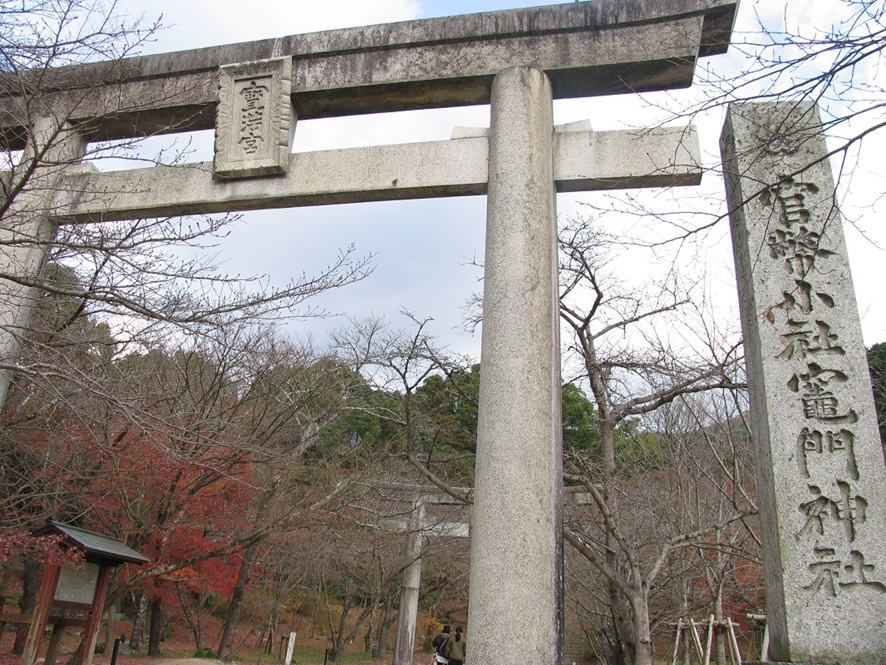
[44, 619, 66, 665]
[284, 632, 297, 665]
[78, 565, 111, 665]
[726, 619, 742, 665]
[689, 620, 705, 664]
[671, 618, 683, 665]
[21, 564, 61, 665]
[703, 616, 714, 665]
[760, 622, 770, 663]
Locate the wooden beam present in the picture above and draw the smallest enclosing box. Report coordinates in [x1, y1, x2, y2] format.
[20, 564, 61, 665]
[0, 613, 87, 627]
[77, 565, 111, 665]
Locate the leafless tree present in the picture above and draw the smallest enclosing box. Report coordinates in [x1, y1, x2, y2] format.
[558, 214, 754, 665]
[0, 0, 372, 403]
[591, 1, 886, 249]
[645, 393, 762, 665]
[0, 0, 372, 562]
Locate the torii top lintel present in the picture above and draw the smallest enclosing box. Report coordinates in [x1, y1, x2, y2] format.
[0, 0, 737, 147]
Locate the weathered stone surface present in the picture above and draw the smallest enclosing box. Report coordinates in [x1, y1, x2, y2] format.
[392, 502, 423, 665]
[214, 57, 294, 178]
[468, 66, 562, 665]
[0, 119, 86, 408]
[555, 124, 700, 191]
[55, 125, 700, 222]
[0, 0, 737, 147]
[722, 102, 886, 665]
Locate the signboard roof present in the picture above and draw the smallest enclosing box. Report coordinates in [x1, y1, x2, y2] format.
[34, 521, 150, 566]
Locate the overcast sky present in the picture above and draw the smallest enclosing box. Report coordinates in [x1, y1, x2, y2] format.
[109, 0, 886, 362]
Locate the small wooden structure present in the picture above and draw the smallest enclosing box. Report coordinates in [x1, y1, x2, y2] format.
[744, 614, 769, 662]
[670, 616, 743, 665]
[20, 521, 148, 665]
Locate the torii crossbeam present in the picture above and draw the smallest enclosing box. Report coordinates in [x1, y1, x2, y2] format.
[0, 2, 738, 664]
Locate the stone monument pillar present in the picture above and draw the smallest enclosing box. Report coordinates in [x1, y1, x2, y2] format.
[467, 66, 563, 665]
[722, 101, 886, 665]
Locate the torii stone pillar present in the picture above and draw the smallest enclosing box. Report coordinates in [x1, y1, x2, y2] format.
[468, 66, 563, 665]
[0, 118, 86, 406]
[722, 101, 886, 665]
[392, 501, 425, 665]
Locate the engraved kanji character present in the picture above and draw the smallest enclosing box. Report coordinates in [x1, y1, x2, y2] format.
[240, 80, 268, 107]
[787, 363, 858, 424]
[804, 547, 840, 596]
[778, 319, 844, 360]
[798, 481, 867, 542]
[239, 107, 266, 154]
[810, 320, 842, 354]
[767, 225, 835, 276]
[241, 116, 264, 137]
[796, 427, 859, 479]
[798, 485, 838, 537]
[241, 138, 260, 154]
[839, 550, 886, 592]
[759, 178, 820, 228]
[777, 280, 835, 315]
[805, 393, 839, 419]
[835, 480, 867, 541]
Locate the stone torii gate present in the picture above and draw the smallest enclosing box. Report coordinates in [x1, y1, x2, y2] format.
[375, 489, 471, 665]
[384, 485, 594, 665]
[0, 2, 739, 663]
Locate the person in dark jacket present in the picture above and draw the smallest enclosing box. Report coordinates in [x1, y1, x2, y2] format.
[442, 626, 465, 665]
[432, 625, 452, 664]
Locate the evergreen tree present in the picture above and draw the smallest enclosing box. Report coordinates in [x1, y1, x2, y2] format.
[867, 342, 886, 446]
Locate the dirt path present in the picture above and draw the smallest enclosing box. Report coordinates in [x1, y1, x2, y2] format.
[105, 657, 382, 665]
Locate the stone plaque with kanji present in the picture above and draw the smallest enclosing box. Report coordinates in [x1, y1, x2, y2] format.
[214, 57, 294, 178]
